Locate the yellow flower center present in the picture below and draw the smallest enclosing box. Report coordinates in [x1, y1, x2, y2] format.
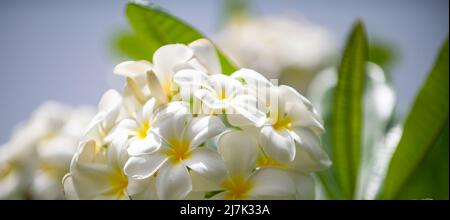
[222, 176, 253, 200]
[136, 121, 150, 139]
[256, 153, 287, 169]
[40, 132, 56, 143]
[40, 162, 57, 176]
[0, 162, 14, 179]
[165, 140, 191, 164]
[273, 116, 292, 131]
[110, 170, 129, 199]
[218, 88, 227, 100]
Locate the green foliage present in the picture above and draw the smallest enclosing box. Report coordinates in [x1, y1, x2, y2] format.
[331, 21, 368, 199]
[124, 2, 237, 75]
[379, 38, 449, 199]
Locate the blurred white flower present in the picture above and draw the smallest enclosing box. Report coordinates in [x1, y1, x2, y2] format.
[217, 16, 336, 83]
[0, 101, 95, 199]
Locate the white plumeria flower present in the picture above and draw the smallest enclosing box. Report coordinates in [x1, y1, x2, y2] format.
[63, 135, 155, 200]
[260, 85, 326, 164]
[113, 39, 221, 108]
[0, 102, 95, 199]
[217, 16, 336, 79]
[124, 102, 227, 200]
[109, 98, 162, 156]
[83, 89, 123, 148]
[192, 130, 296, 200]
[173, 69, 266, 127]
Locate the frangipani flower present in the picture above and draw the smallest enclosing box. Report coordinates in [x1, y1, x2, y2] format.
[217, 16, 336, 81]
[124, 102, 227, 199]
[110, 98, 161, 156]
[173, 69, 266, 127]
[192, 130, 296, 200]
[113, 39, 221, 109]
[260, 85, 326, 163]
[63, 135, 155, 200]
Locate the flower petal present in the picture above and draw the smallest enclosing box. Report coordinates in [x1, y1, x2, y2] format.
[98, 89, 122, 113]
[189, 39, 221, 75]
[153, 102, 191, 143]
[127, 132, 162, 156]
[146, 70, 168, 103]
[259, 126, 296, 163]
[248, 168, 295, 199]
[184, 116, 225, 149]
[191, 171, 222, 192]
[156, 163, 192, 200]
[218, 130, 258, 177]
[290, 173, 315, 200]
[127, 176, 158, 200]
[173, 69, 209, 87]
[184, 148, 227, 181]
[124, 152, 168, 179]
[62, 174, 79, 200]
[113, 60, 152, 79]
[289, 127, 331, 172]
[229, 94, 267, 127]
[153, 44, 194, 85]
[194, 88, 228, 110]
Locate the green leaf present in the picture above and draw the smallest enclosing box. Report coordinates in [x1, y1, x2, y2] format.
[125, 2, 237, 75]
[379, 38, 449, 200]
[396, 122, 449, 199]
[113, 31, 154, 61]
[331, 20, 368, 199]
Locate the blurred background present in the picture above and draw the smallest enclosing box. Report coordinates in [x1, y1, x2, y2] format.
[0, 0, 448, 143]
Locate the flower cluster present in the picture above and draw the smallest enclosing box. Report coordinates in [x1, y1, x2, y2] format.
[63, 39, 331, 200]
[0, 102, 95, 199]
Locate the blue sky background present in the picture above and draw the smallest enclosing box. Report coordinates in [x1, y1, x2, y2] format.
[0, 0, 448, 142]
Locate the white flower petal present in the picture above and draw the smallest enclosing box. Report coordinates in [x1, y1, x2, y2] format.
[230, 94, 266, 127]
[127, 176, 158, 200]
[218, 130, 258, 177]
[62, 174, 79, 200]
[153, 102, 191, 143]
[124, 152, 168, 179]
[290, 127, 331, 172]
[248, 168, 295, 199]
[184, 148, 227, 181]
[98, 89, 122, 113]
[128, 132, 162, 156]
[173, 69, 209, 87]
[106, 134, 129, 168]
[153, 44, 194, 85]
[231, 68, 272, 88]
[189, 39, 221, 75]
[184, 116, 225, 149]
[146, 70, 168, 103]
[290, 173, 315, 200]
[260, 126, 296, 163]
[191, 171, 222, 192]
[194, 88, 228, 110]
[113, 60, 152, 79]
[156, 163, 192, 200]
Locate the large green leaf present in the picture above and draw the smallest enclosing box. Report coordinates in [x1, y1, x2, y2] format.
[125, 2, 237, 75]
[331, 21, 368, 199]
[379, 38, 449, 199]
[114, 31, 154, 61]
